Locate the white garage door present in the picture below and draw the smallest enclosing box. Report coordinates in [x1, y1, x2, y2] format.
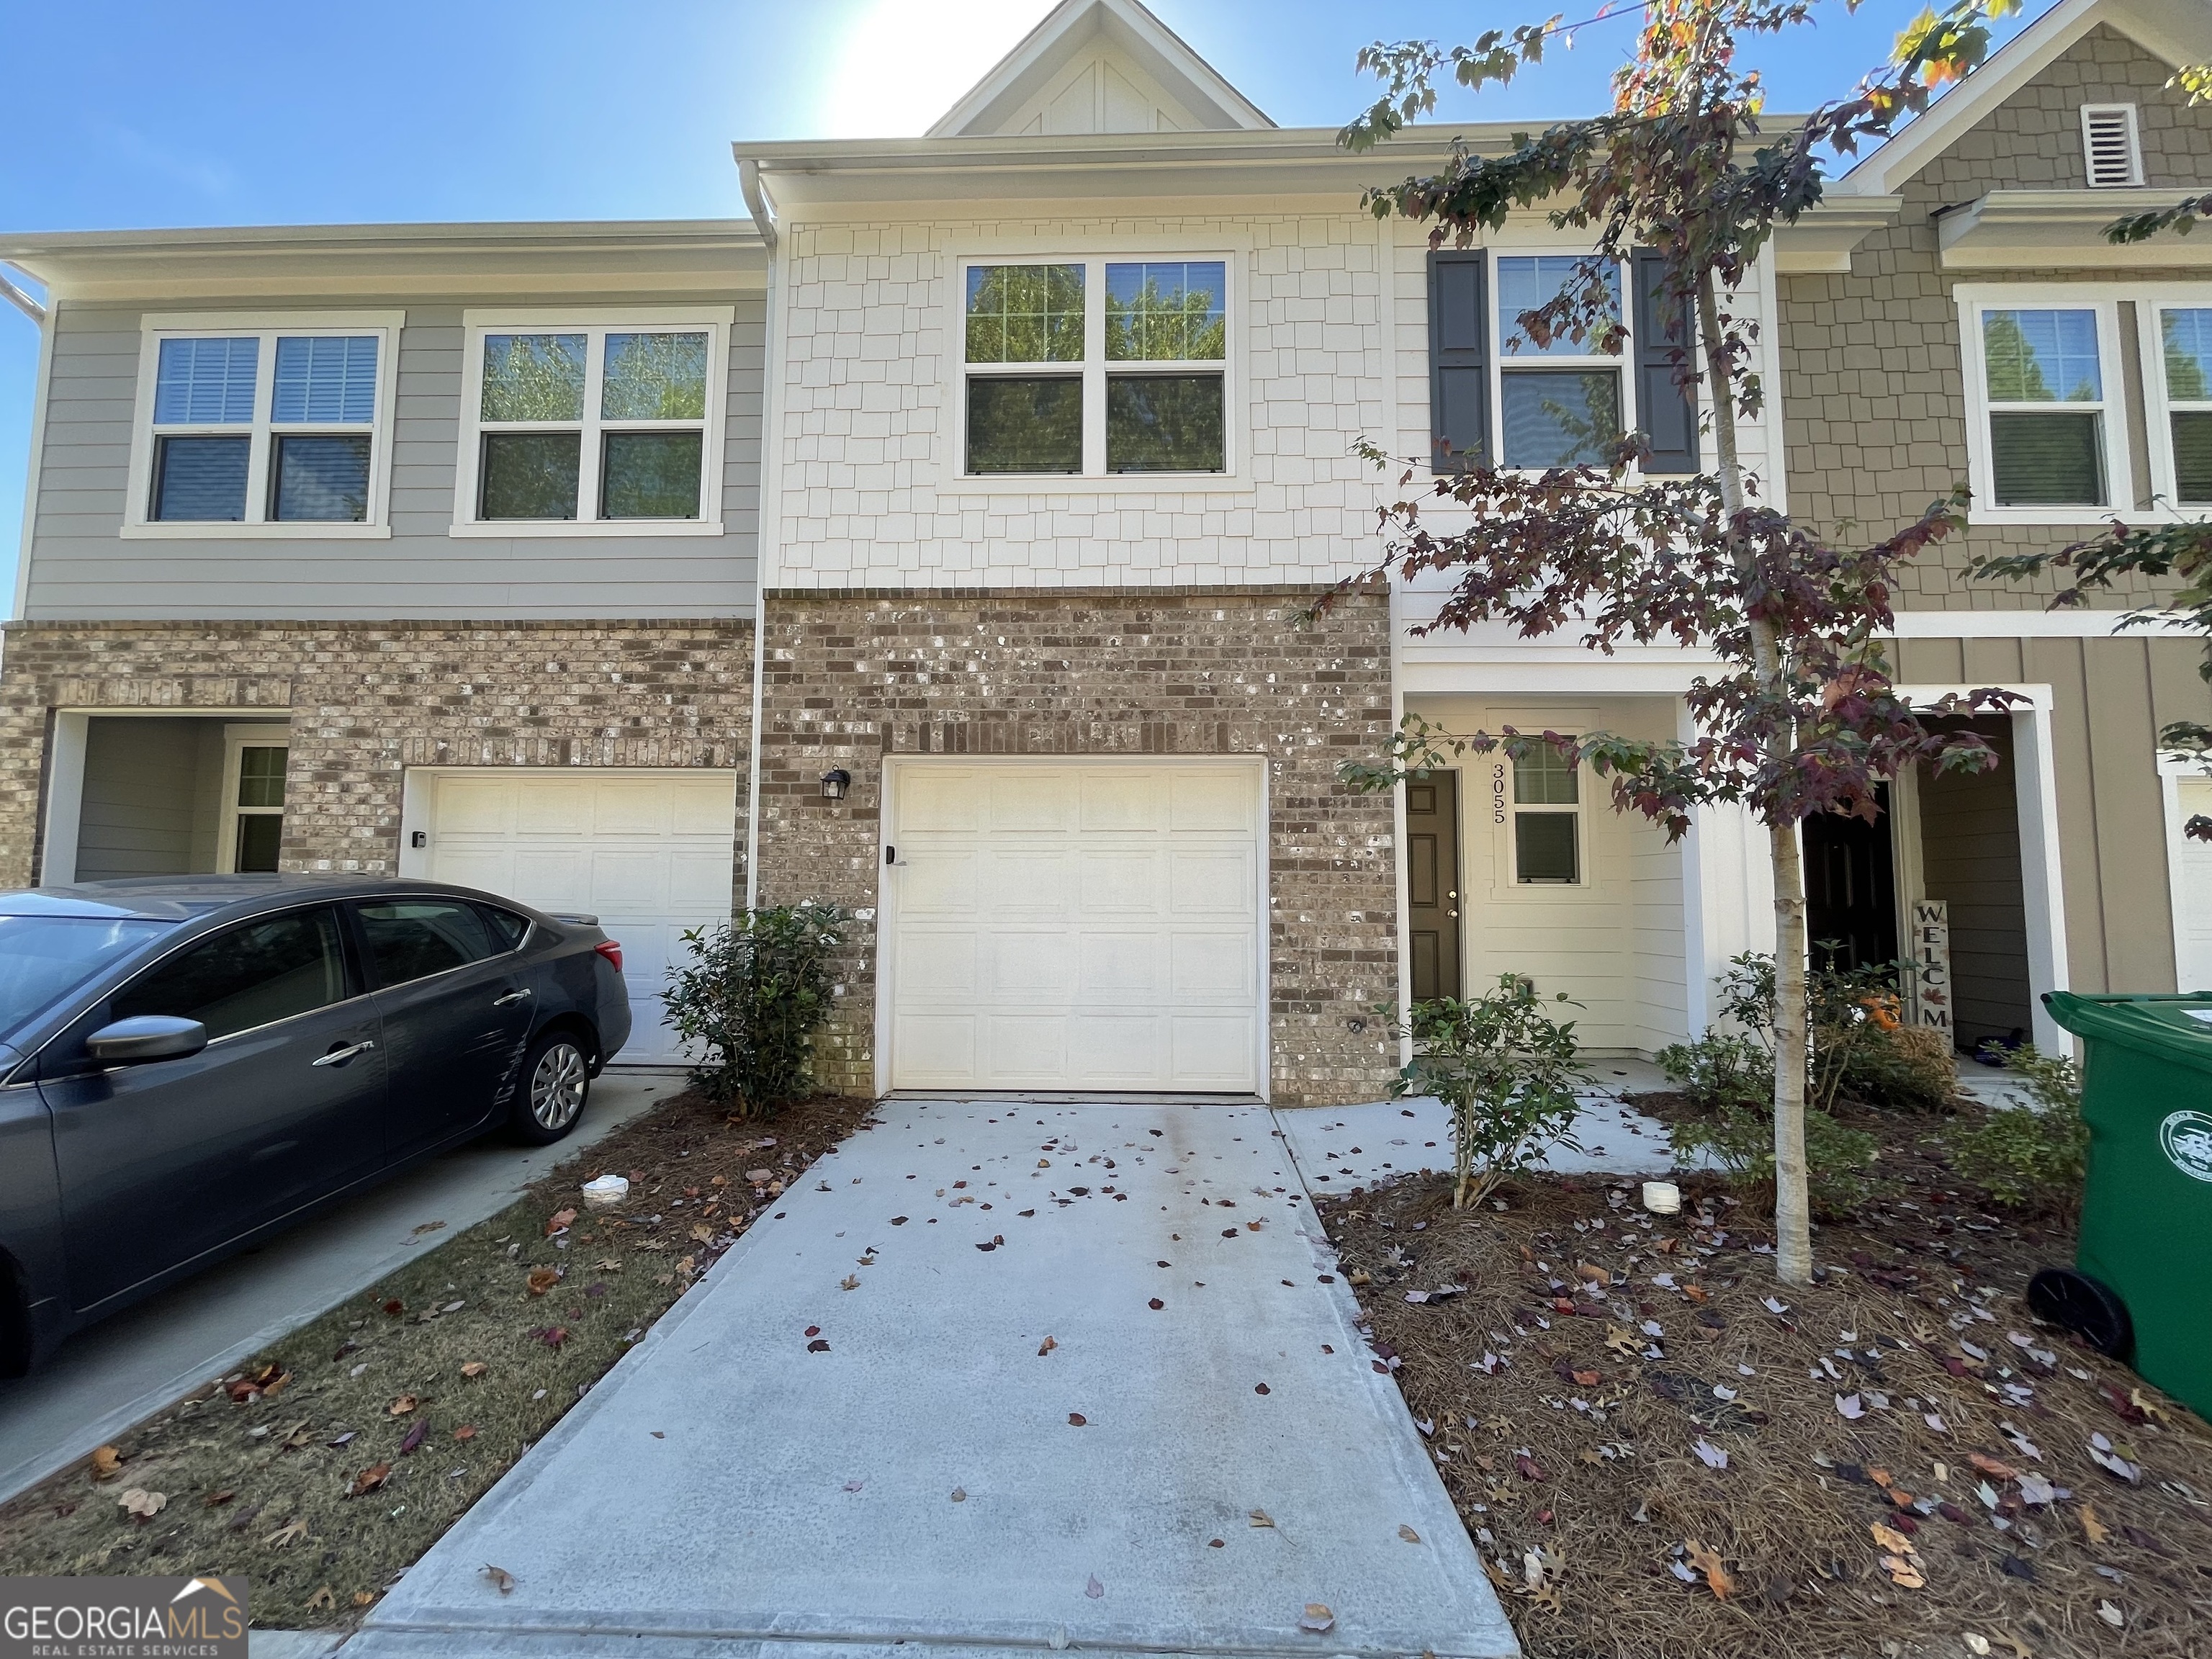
[2177, 778, 2212, 992]
[416, 769, 738, 1065]
[886, 761, 1263, 1093]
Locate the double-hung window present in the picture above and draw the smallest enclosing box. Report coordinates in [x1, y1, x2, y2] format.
[1511, 748, 1582, 885]
[454, 309, 731, 534]
[127, 313, 402, 535]
[1974, 304, 2113, 509]
[2152, 300, 2212, 508]
[1429, 249, 1699, 475]
[961, 257, 1231, 477]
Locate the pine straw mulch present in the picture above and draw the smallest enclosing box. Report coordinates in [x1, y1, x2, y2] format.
[0, 1085, 877, 1630]
[1316, 1104, 2212, 1659]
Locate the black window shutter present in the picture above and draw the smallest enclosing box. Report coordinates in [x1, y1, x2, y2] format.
[1428, 251, 1488, 471]
[1632, 251, 1699, 474]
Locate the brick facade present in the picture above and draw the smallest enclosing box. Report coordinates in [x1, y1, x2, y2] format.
[0, 619, 755, 890]
[751, 586, 1398, 1105]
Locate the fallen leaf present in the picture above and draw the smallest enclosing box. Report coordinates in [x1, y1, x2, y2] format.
[1068, 1413, 1088, 1426]
[950, 1487, 966, 1502]
[1686, 1539, 1734, 1599]
[526, 1269, 559, 1297]
[840, 1274, 860, 1291]
[89, 1445, 122, 1482]
[1299, 1604, 1335, 1633]
[482, 1564, 516, 1595]
[1871, 1523, 1915, 1553]
[807, 1339, 830, 1353]
[1884, 1556, 1926, 1590]
[1085, 1575, 1105, 1599]
[2081, 1502, 2111, 1546]
[462, 1362, 487, 1379]
[2097, 1601, 2124, 1629]
[389, 1395, 418, 1416]
[1038, 1336, 1058, 1357]
[351, 1464, 391, 1497]
[306, 1586, 336, 1612]
[454, 1426, 477, 1442]
[1570, 1368, 1601, 1387]
[1515, 1453, 1547, 1482]
[264, 1517, 309, 1547]
[118, 1488, 166, 1520]
[399, 1421, 428, 1457]
[353, 1592, 374, 1607]
[1398, 1524, 1422, 1544]
[1693, 1439, 1728, 1470]
[1249, 1509, 1275, 1528]
[545, 1208, 577, 1235]
[203, 1489, 235, 1507]
[1963, 1637, 1991, 1658]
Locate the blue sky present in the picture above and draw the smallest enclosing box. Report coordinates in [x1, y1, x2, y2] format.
[0, 0, 2043, 604]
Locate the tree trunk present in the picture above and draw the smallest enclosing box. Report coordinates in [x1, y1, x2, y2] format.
[1695, 269, 1816, 1286]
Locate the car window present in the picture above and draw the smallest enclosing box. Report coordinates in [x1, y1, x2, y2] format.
[110, 907, 349, 1042]
[0, 915, 170, 1036]
[478, 905, 530, 952]
[356, 899, 500, 988]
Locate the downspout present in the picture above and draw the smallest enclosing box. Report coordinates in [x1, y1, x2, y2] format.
[738, 157, 778, 914]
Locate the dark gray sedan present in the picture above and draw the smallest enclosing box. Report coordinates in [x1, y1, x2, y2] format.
[0, 876, 631, 1373]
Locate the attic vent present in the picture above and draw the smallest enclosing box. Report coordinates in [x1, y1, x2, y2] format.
[2080, 104, 2144, 188]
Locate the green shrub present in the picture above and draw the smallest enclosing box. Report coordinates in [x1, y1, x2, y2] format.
[661, 903, 846, 1116]
[1391, 974, 1592, 1209]
[1669, 1102, 1885, 1219]
[1840, 1022, 1958, 1112]
[1655, 1030, 1771, 1112]
[1939, 1044, 2087, 1210]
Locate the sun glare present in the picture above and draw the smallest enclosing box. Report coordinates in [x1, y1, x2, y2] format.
[826, 0, 1055, 137]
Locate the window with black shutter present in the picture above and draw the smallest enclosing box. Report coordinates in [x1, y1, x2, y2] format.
[1632, 251, 1699, 474]
[1428, 251, 1489, 471]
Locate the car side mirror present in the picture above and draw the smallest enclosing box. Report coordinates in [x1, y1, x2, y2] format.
[85, 1015, 209, 1065]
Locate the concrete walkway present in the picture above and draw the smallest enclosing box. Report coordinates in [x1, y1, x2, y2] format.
[0, 1073, 669, 1506]
[344, 1100, 1517, 1659]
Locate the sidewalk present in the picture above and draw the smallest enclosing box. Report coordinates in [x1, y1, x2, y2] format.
[341, 1099, 1518, 1659]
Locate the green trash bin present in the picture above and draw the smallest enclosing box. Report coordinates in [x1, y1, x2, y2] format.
[2036, 990, 2212, 1419]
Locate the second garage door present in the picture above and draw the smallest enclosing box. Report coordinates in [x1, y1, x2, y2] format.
[885, 760, 1264, 1094]
[413, 768, 739, 1065]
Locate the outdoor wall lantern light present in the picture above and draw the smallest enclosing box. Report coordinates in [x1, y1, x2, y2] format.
[820, 769, 851, 801]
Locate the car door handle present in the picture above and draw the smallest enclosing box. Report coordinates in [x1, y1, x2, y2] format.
[313, 1040, 377, 1068]
[493, 989, 534, 1007]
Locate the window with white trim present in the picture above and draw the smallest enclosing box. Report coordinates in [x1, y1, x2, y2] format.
[1957, 289, 2131, 523]
[2152, 302, 2212, 507]
[1512, 747, 1582, 884]
[960, 257, 1230, 477]
[127, 314, 402, 535]
[453, 310, 729, 533]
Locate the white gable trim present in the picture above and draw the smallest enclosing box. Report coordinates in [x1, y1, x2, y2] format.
[928, 0, 1272, 138]
[1831, 0, 2212, 197]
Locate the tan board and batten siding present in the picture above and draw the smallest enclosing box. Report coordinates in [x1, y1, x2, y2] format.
[1780, 23, 2212, 997]
[23, 294, 765, 619]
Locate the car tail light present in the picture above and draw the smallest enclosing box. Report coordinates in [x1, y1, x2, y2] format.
[594, 940, 624, 973]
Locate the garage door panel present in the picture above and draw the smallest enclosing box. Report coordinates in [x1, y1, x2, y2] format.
[1172, 1014, 1258, 1087]
[1081, 770, 1166, 831]
[984, 850, 1075, 917]
[987, 931, 1078, 999]
[984, 1015, 1069, 1082]
[1169, 848, 1254, 914]
[904, 770, 981, 832]
[890, 762, 1262, 1093]
[1172, 768, 1259, 832]
[899, 931, 980, 999]
[1171, 932, 1256, 1000]
[1079, 850, 1164, 914]
[421, 768, 738, 1066]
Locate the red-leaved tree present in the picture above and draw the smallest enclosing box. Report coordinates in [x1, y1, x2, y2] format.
[1324, 0, 2030, 1284]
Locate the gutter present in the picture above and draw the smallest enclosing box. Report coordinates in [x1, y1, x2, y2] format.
[0, 266, 45, 324]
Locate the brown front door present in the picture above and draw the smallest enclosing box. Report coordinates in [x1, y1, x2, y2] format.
[1406, 771, 1463, 1002]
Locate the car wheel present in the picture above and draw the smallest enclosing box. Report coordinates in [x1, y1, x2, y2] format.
[511, 1029, 592, 1146]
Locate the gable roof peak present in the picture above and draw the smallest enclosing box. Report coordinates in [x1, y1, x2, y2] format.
[928, 0, 1272, 140]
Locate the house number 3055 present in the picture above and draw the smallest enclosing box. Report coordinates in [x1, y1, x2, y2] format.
[1491, 763, 1507, 825]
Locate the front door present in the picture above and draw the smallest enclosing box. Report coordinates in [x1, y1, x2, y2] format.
[1802, 787, 1898, 971]
[43, 904, 387, 1310]
[353, 897, 537, 1160]
[1406, 772, 1463, 1002]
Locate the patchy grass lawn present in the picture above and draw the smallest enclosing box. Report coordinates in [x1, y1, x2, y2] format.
[1318, 1098, 2212, 1659]
[0, 1087, 876, 1629]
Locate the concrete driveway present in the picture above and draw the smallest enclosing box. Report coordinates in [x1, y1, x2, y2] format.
[0, 1072, 669, 1506]
[343, 1098, 1517, 1659]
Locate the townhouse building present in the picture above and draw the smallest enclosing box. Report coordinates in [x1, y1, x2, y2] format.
[1, 0, 2206, 1100]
